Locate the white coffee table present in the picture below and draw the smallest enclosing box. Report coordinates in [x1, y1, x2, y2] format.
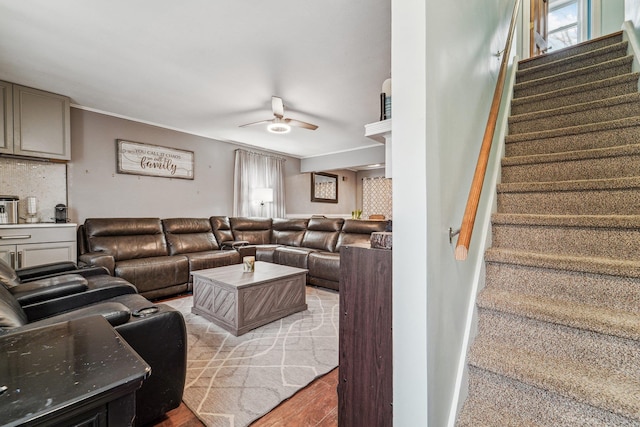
[191, 261, 308, 336]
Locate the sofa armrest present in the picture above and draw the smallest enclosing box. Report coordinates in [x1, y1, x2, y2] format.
[11, 274, 89, 306]
[15, 261, 78, 281]
[18, 266, 111, 283]
[237, 245, 257, 259]
[79, 252, 116, 274]
[220, 240, 250, 250]
[22, 277, 138, 322]
[2, 303, 132, 336]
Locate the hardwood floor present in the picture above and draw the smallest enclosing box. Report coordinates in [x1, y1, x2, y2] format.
[151, 368, 339, 427]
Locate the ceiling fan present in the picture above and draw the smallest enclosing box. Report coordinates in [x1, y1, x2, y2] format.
[240, 96, 318, 134]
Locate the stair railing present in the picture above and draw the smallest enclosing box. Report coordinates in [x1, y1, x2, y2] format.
[454, 0, 521, 261]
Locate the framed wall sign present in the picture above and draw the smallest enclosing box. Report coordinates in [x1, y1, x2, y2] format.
[116, 140, 194, 180]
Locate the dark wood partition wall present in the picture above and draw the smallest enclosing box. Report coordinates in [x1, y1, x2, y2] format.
[338, 246, 393, 426]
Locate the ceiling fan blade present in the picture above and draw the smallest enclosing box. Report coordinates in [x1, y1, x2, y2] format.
[284, 118, 318, 130]
[239, 119, 274, 128]
[272, 96, 284, 118]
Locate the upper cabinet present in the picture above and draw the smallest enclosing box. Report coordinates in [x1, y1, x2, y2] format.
[0, 81, 12, 153]
[0, 81, 71, 161]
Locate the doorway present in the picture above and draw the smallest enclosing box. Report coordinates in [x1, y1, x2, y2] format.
[530, 0, 589, 56]
[527, 0, 624, 57]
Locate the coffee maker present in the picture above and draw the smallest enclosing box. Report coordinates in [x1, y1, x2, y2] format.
[55, 204, 68, 223]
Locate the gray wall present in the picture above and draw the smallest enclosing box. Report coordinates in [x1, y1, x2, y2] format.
[68, 108, 356, 223]
[285, 169, 357, 217]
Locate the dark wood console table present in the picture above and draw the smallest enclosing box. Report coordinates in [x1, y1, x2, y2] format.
[0, 316, 150, 426]
[339, 245, 393, 426]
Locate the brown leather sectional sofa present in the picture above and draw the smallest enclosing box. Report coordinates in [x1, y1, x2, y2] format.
[78, 216, 388, 298]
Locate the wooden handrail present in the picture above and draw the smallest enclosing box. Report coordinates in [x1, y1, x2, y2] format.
[455, 0, 521, 261]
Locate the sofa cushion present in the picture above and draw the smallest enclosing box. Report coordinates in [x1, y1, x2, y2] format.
[273, 246, 316, 269]
[230, 217, 273, 244]
[272, 218, 308, 247]
[115, 255, 189, 295]
[163, 218, 220, 254]
[184, 250, 240, 272]
[308, 251, 340, 282]
[85, 218, 168, 260]
[255, 244, 280, 263]
[336, 219, 389, 251]
[301, 217, 344, 252]
[210, 216, 234, 245]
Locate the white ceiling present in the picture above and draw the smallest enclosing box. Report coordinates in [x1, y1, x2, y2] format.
[0, 0, 391, 163]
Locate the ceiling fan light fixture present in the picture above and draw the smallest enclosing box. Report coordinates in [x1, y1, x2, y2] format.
[267, 122, 291, 134]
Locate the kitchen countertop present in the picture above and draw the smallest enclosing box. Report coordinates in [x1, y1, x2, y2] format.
[0, 222, 76, 229]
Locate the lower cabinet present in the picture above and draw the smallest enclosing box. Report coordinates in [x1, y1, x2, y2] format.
[0, 224, 77, 269]
[338, 245, 393, 427]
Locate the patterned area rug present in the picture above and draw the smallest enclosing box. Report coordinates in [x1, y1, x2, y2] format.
[164, 286, 339, 427]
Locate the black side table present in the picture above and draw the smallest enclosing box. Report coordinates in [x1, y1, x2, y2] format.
[0, 316, 151, 426]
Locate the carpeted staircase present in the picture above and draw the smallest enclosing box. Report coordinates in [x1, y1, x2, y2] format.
[457, 32, 640, 426]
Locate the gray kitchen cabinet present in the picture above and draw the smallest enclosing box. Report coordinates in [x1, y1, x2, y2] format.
[0, 80, 12, 154]
[0, 224, 77, 269]
[0, 81, 70, 160]
[13, 84, 71, 160]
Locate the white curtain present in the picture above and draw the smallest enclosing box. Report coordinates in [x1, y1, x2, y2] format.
[233, 149, 286, 218]
[362, 177, 392, 219]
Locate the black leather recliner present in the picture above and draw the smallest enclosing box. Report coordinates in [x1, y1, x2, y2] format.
[0, 262, 187, 426]
[0, 258, 138, 320]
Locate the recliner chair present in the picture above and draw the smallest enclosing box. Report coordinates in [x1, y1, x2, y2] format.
[0, 258, 137, 320]
[0, 261, 187, 426]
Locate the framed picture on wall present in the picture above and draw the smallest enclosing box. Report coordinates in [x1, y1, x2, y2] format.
[311, 172, 338, 203]
[116, 139, 194, 180]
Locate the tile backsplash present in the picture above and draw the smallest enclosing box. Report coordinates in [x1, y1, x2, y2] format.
[0, 157, 67, 223]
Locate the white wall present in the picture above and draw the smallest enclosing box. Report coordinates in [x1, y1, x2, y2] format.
[67, 108, 355, 223]
[627, 0, 640, 35]
[392, 0, 515, 425]
[598, 0, 625, 35]
[392, 1, 428, 423]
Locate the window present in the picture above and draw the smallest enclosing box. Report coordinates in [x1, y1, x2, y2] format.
[233, 149, 286, 218]
[548, 0, 589, 50]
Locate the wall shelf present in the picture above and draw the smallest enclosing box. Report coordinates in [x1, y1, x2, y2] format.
[364, 119, 392, 177]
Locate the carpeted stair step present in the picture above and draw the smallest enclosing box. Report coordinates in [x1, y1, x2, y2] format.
[477, 287, 640, 341]
[476, 307, 640, 381]
[517, 32, 623, 71]
[491, 214, 640, 261]
[457, 366, 639, 427]
[510, 72, 639, 115]
[509, 93, 640, 135]
[497, 176, 640, 215]
[504, 116, 640, 158]
[459, 31, 640, 427]
[516, 41, 629, 84]
[501, 143, 640, 183]
[485, 248, 640, 315]
[513, 56, 633, 99]
[467, 338, 640, 422]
